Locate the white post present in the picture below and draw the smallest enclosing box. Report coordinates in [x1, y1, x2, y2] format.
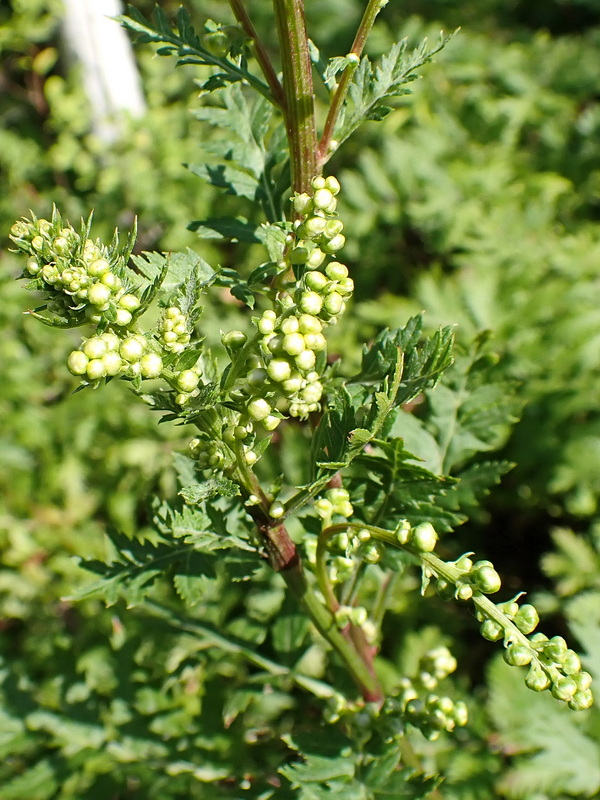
[60, 0, 146, 143]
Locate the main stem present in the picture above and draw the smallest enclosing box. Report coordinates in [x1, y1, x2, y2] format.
[272, 0, 318, 193]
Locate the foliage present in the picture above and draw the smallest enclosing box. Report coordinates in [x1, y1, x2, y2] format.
[2, 1, 600, 799]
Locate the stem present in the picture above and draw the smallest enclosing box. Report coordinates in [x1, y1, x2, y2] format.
[283, 557, 383, 702]
[228, 0, 287, 111]
[317, 0, 389, 167]
[273, 0, 318, 192]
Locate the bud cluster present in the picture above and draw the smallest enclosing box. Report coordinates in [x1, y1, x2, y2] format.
[476, 599, 594, 709]
[433, 552, 502, 600]
[393, 646, 468, 741]
[9, 212, 140, 328]
[395, 519, 439, 554]
[67, 332, 163, 384]
[220, 176, 353, 440]
[159, 306, 191, 353]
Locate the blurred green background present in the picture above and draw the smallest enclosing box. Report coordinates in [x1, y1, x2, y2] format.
[2, 1, 600, 797]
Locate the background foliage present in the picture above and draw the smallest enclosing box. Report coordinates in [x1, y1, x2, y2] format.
[2, 0, 600, 797]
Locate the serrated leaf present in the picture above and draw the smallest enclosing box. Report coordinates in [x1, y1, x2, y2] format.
[179, 478, 241, 504]
[334, 33, 452, 148]
[487, 654, 600, 798]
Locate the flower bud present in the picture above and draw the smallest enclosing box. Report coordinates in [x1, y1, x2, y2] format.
[306, 248, 326, 269]
[551, 677, 578, 701]
[313, 188, 335, 211]
[323, 292, 344, 316]
[304, 272, 328, 292]
[514, 604, 539, 634]
[299, 216, 327, 239]
[562, 650, 582, 675]
[295, 349, 316, 371]
[323, 219, 344, 239]
[120, 336, 146, 362]
[321, 233, 345, 254]
[102, 351, 123, 376]
[299, 292, 323, 315]
[504, 644, 532, 667]
[119, 293, 141, 311]
[293, 192, 313, 215]
[311, 176, 326, 191]
[176, 370, 200, 393]
[115, 309, 133, 326]
[140, 353, 163, 379]
[263, 414, 281, 431]
[471, 562, 501, 594]
[282, 333, 306, 356]
[568, 689, 594, 711]
[269, 501, 285, 519]
[411, 522, 438, 552]
[480, 619, 503, 641]
[86, 358, 107, 381]
[324, 176, 340, 195]
[325, 262, 348, 281]
[222, 329, 247, 351]
[88, 282, 112, 307]
[267, 358, 292, 383]
[248, 398, 271, 421]
[67, 350, 89, 375]
[525, 664, 550, 692]
[83, 337, 107, 359]
[87, 258, 111, 277]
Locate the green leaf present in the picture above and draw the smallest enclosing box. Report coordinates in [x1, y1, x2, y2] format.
[334, 33, 452, 148]
[0, 759, 59, 800]
[120, 6, 273, 102]
[188, 216, 264, 242]
[487, 654, 600, 798]
[179, 478, 240, 504]
[280, 729, 356, 784]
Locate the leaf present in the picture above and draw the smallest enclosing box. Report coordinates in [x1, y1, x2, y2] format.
[120, 6, 272, 101]
[334, 33, 453, 148]
[188, 216, 264, 242]
[487, 654, 600, 798]
[179, 478, 241, 504]
[0, 759, 59, 800]
[422, 337, 522, 473]
[280, 729, 356, 784]
[350, 315, 454, 408]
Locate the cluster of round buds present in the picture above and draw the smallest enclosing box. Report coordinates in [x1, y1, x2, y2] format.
[474, 596, 594, 709]
[315, 488, 354, 524]
[173, 365, 203, 406]
[289, 177, 353, 327]
[394, 647, 467, 740]
[67, 332, 163, 384]
[222, 418, 260, 466]
[395, 520, 439, 554]
[433, 552, 502, 601]
[248, 309, 328, 420]
[476, 600, 594, 709]
[9, 214, 140, 327]
[158, 306, 191, 354]
[189, 436, 225, 469]
[221, 176, 353, 428]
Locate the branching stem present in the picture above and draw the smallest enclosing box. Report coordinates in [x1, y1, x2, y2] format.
[318, 0, 389, 167]
[228, 0, 287, 110]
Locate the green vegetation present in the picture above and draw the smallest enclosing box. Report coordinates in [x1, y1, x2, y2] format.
[2, 1, 600, 797]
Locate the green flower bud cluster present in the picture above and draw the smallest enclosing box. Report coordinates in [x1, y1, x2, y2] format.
[394, 647, 467, 741]
[315, 488, 354, 523]
[173, 365, 203, 406]
[67, 332, 163, 384]
[475, 600, 593, 708]
[189, 436, 224, 469]
[9, 212, 140, 327]
[433, 552, 502, 601]
[220, 176, 352, 428]
[159, 306, 191, 353]
[395, 520, 439, 554]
